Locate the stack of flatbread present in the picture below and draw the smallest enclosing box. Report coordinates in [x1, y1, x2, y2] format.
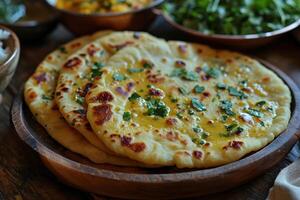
[24, 31, 291, 168]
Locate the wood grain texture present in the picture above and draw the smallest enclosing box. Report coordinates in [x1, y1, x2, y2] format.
[0, 21, 300, 199]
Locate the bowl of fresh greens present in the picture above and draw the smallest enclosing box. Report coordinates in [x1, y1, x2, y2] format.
[161, 0, 300, 49]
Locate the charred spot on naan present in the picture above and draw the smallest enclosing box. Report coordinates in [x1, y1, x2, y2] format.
[92, 104, 113, 125]
[63, 57, 82, 69]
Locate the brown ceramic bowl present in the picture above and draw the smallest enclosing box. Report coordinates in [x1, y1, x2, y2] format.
[0, 25, 20, 95]
[44, 0, 164, 35]
[159, 10, 300, 49]
[0, 0, 59, 41]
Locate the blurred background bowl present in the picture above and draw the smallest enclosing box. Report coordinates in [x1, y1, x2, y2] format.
[0, 25, 20, 94]
[0, 0, 59, 41]
[159, 11, 300, 49]
[293, 26, 300, 43]
[44, 0, 164, 35]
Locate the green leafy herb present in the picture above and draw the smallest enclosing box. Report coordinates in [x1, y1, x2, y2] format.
[91, 62, 104, 78]
[194, 85, 205, 94]
[192, 138, 206, 145]
[123, 112, 131, 121]
[145, 98, 170, 118]
[246, 108, 264, 118]
[143, 61, 154, 69]
[228, 86, 248, 99]
[193, 127, 202, 133]
[113, 73, 126, 81]
[205, 67, 221, 78]
[163, 0, 300, 35]
[222, 123, 244, 137]
[219, 100, 235, 116]
[191, 98, 206, 112]
[256, 100, 267, 107]
[216, 83, 227, 90]
[178, 87, 189, 95]
[42, 94, 53, 101]
[171, 68, 199, 81]
[128, 92, 141, 101]
[75, 95, 84, 105]
[127, 68, 144, 73]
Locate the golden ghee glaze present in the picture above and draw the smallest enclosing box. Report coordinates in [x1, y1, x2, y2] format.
[86, 40, 291, 168]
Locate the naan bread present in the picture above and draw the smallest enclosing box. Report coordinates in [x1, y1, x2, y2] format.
[55, 32, 164, 154]
[86, 41, 291, 168]
[24, 31, 151, 166]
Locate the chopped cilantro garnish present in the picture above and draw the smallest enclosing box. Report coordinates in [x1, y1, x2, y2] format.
[201, 132, 209, 139]
[176, 112, 183, 119]
[191, 98, 206, 112]
[91, 62, 104, 78]
[178, 87, 189, 95]
[188, 109, 195, 115]
[143, 61, 154, 69]
[205, 67, 221, 78]
[193, 127, 202, 133]
[194, 85, 205, 94]
[123, 112, 131, 121]
[145, 98, 170, 118]
[239, 80, 248, 88]
[226, 123, 238, 132]
[219, 100, 235, 116]
[216, 83, 227, 90]
[256, 100, 267, 107]
[192, 138, 206, 145]
[171, 68, 199, 81]
[220, 115, 228, 122]
[260, 121, 265, 127]
[42, 94, 53, 101]
[222, 123, 244, 137]
[128, 68, 144, 73]
[246, 108, 264, 118]
[75, 95, 84, 105]
[128, 92, 141, 101]
[228, 86, 248, 99]
[184, 71, 199, 81]
[113, 73, 126, 81]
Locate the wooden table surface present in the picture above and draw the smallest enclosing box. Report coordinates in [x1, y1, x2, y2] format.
[0, 19, 300, 200]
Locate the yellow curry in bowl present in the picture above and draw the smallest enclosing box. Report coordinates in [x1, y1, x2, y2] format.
[56, 0, 153, 14]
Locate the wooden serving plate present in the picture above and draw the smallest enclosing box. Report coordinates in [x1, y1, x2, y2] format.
[11, 60, 300, 199]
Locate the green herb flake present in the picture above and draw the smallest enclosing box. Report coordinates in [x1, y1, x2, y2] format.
[194, 85, 205, 94]
[91, 62, 104, 78]
[206, 67, 221, 79]
[42, 94, 53, 101]
[75, 95, 84, 105]
[127, 68, 144, 73]
[145, 98, 170, 118]
[216, 83, 227, 90]
[228, 86, 248, 99]
[143, 61, 154, 69]
[113, 73, 126, 81]
[246, 108, 264, 118]
[256, 100, 267, 107]
[191, 98, 206, 112]
[123, 112, 131, 121]
[128, 92, 141, 101]
[219, 100, 235, 116]
[178, 87, 189, 95]
[176, 112, 183, 119]
[193, 127, 202, 133]
[171, 68, 199, 81]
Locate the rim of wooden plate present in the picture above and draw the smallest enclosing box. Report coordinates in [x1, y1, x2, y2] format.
[11, 59, 300, 184]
